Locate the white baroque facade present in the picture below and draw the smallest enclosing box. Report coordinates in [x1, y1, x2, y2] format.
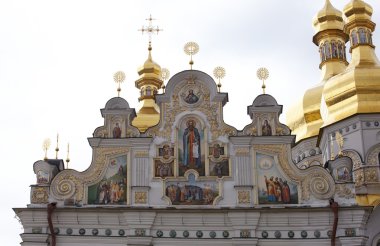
[14, 0, 380, 245]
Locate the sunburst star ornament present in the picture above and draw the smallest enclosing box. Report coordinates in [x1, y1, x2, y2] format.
[257, 67, 269, 94]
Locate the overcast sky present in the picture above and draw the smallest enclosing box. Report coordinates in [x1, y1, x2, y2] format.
[1, 0, 380, 244]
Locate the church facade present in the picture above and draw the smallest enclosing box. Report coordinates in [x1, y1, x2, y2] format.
[14, 0, 380, 245]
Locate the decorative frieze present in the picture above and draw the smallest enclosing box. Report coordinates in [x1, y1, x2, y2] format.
[238, 190, 250, 204]
[135, 191, 148, 204]
[31, 186, 49, 204]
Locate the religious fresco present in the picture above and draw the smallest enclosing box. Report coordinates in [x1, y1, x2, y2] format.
[178, 118, 205, 176]
[87, 155, 127, 205]
[37, 170, 49, 184]
[158, 144, 174, 159]
[112, 122, 121, 138]
[165, 174, 219, 205]
[334, 167, 352, 182]
[209, 143, 225, 158]
[257, 153, 298, 204]
[209, 159, 229, 177]
[208, 143, 229, 177]
[154, 160, 174, 178]
[181, 87, 201, 105]
[262, 120, 272, 136]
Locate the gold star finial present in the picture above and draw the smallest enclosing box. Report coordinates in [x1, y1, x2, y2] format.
[42, 138, 51, 161]
[138, 14, 163, 50]
[257, 67, 269, 94]
[160, 68, 170, 93]
[113, 71, 125, 97]
[213, 66, 226, 92]
[184, 41, 199, 70]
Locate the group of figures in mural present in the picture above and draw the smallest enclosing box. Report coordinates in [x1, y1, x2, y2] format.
[166, 181, 218, 205]
[263, 176, 291, 203]
[319, 40, 346, 62]
[334, 166, 352, 182]
[88, 155, 127, 205]
[87, 117, 299, 206]
[351, 28, 373, 46]
[257, 153, 298, 204]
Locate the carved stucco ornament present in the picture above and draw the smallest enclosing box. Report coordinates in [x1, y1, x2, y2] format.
[365, 144, 380, 166]
[50, 147, 128, 202]
[255, 144, 335, 201]
[335, 184, 355, 199]
[135, 191, 148, 204]
[341, 149, 363, 170]
[146, 78, 237, 141]
[31, 187, 49, 204]
[238, 190, 250, 204]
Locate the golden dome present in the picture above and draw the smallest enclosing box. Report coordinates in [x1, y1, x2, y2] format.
[313, 0, 344, 33]
[343, 0, 373, 23]
[287, 83, 324, 142]
[321, 0, 380, 127]
[287, 0, 348, 142]
[132, 43, 163, 132]
[136, 45, 162, 83]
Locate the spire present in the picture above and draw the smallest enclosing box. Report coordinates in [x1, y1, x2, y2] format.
[287, 0, 349, 142]
[313, 0, 344, 32]
[312, 0, 348, 74]
[132, 15, 163, 132]
[320, 0, 380, 127]
[343, 0, 379, 65]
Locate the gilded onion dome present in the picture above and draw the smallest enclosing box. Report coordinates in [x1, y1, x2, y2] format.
[321, 0, 380, 127]
[313, 0, 344, 32]
[287, 0, 348, 142]
[132, 43, 163, 132]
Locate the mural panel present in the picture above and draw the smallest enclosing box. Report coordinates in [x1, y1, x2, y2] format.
[257, 153, 298, 204]
[158, 144, 174, 159]
[154, 159, 174, 178]
[334, 167, 352, 182]
[37, 170, 50, 184]
[165, 177, 219, 205]
[87, 155, 127, 205]
[209, 143, 225, 158]
[209, 159, 229, 177]
[178, 118, 205, 176]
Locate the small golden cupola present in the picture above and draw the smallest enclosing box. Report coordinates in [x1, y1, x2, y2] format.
[287, 0, 348, 142]
[131, 42, 163, 132]
[321, 0, 380, 127]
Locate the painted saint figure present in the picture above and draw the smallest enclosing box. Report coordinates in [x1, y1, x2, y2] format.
[161, 144, 172, 159]
[264, 176, 276, 202]
[281, 179, 291, 203]
[158, 163, 172, 178]
[262, 120, 272, 136]
[113, 123, 121, 138]
[183, 119, 201, 168]
[184, 89, 199, 104]
[212, 144, 222, 158]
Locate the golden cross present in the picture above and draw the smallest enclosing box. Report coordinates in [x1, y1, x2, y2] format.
[138, 14, 163, 47]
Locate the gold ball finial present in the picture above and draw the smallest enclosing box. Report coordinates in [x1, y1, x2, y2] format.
[55, 133, 60, 159]
[113, 71, 125, 97]
[65, 143, 70, 169]
[42, 138, 51, 161]
[160, 68, 170, 93]
[184, 41, 199, 70]
[213, 66, 226, 92]
[257, 67, 269, 94]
